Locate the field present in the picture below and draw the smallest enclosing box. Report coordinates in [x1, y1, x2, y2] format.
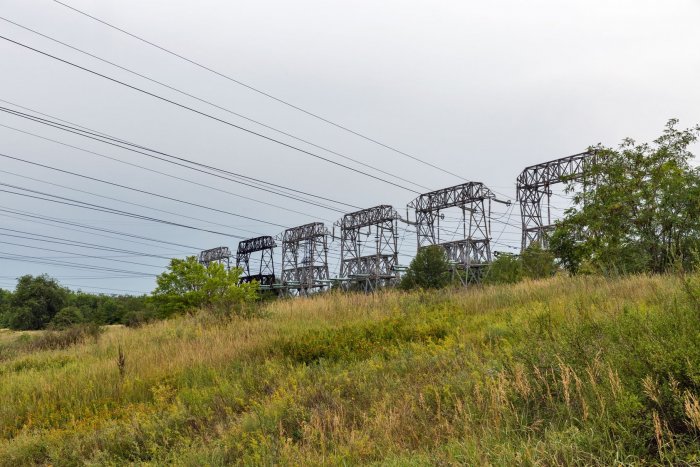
[1, 274, 699, 465]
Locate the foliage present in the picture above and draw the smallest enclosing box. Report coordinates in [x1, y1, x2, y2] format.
[521, 242, 557, 278]
[151, 256, 258, 315]
[551, 120, 700, 274]
[483, 253, 523, 284]
[49, 306, 84, 330]
[4, 275, 68, 330]
[400, 245, 451, 289]
[0, 276, 152, 330]
[1, 275, 699, 464]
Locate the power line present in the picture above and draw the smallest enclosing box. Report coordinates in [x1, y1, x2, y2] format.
[0, 208, 197, 252]
[0, 15, 433, 193]
[0, 239, 165, 269]
[0, 183, 249, 239]
[50, 0, 468, 182]
[0, 225, 178, 260]
[0, 121, 333, 221]
[0, 151, 290, 230]
[0, 103, 356, 212]
[0, 34, 420, 194]
[0, 250, 157, 276]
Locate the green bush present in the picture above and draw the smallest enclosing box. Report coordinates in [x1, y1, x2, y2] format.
[400, 245, 451, 290]
[484, 253, 523, 284]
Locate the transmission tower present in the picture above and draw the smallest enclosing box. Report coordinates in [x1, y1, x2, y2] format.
[408, 182, 508, 284]
[337, 205, 400, 292]
[517, 151, 596, 251]
[236, 236, 276, 286]
[198, 246, 231, 269]
[280, 222, 330, 295]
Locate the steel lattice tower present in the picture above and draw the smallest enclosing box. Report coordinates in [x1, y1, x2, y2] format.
[236, 236, 276, 286]
[197, 246, 232, 270]
[280, 222, 330, 295]
[409, 182, 506, 283]
[337, 205, 399, 292]
[516, 151, 596, 251]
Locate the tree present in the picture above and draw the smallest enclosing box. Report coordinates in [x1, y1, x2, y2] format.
[151, 256, 258, 315]
[484, 253, 523, 285]
[521, 242, 557, 279]
[50, 306, 85, 329]
[400, 245, 451, 290]
[6, 275, 69, 330]
[551, 120, 700, 274]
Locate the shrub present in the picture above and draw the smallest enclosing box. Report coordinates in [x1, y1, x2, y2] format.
[27, 323, 102, 351]
[484, 253, 523, 284]
[521, 242, 557, 279]
[400, 245, 451, 290]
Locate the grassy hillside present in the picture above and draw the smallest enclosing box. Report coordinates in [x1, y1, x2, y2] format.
[1, 275, 699, 465]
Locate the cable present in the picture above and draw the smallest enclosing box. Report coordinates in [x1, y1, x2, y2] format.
[50, 0, 469, 182]
[0, 151, 289, 230]
[0, 226, 177, 260]
[0, 121, 332, 221]
[0, 239, 164, 269]
[0, 251, 157, 276]
[0, 183, 248, 239]
[0, 208, 197, 252]
[0, 15, 433, 193]
[0, 104, 356, 212]
[0, 34, 420, 193]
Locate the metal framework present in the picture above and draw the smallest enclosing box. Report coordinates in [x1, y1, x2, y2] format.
[236, 236, 276, 286]
[197, 246, 231, 269]
[408, 182, 501, 282]
[280, 222, 330, 295]
[337, 205, 399, 291]
[516, 151, 596, 251]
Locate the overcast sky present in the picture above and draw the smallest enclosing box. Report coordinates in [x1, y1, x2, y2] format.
[0, 0, 699, 294]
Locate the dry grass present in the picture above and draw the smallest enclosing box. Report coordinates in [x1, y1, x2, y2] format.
[0, 274, 699, 465]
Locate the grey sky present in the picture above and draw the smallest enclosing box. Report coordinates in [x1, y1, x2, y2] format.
[0, 0, 699, 294]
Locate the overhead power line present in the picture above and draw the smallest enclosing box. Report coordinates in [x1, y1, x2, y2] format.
[0, 103, 357, 212]
[0, 183, 247, 240]
[50, 0, 468, 182]
[0, 207, 198, 252]
[0, 15, 433, 192]
[0, 34, 420, 194]
[0, 151, 289, 230]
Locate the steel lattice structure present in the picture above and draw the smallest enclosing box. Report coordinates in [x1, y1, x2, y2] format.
[280, 222, 330, 295]
[408, 182, 500, 282]
[516, 151, 596, 251]
[337, 205, 399, 291]
[197, 246, 231, 270]
[236, 236, 276, 286]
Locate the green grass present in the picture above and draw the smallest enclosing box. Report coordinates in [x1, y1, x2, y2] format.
[1, 274, 699, 465]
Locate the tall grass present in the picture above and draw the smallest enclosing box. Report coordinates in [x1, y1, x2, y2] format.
[0, 274, 699, 465]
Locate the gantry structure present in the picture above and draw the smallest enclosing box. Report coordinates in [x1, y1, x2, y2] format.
[516, 151, 596, 251]
[197, 246, 231, 270]
[337, 205, 400, 291]
[236, 236, 276, 286]
[280, 222, 330, 295]
[409, 182, 506, 283]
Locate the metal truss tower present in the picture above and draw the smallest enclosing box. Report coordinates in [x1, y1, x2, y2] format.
[280, 222, 330, 295]
[236, 236, 276, 286]
[337, 205, 399, 291]
[516, 151, 596, 251]
[197, 246, 231, 270]
[409, 182, 506, 283]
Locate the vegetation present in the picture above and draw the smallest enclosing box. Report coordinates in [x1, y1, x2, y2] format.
[551, 119, 700, 275]
[152, 256, 258, 316]
[0, 274, 699, 464]
[400, 244, 451, 289]
[0, 276, 150, 331]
